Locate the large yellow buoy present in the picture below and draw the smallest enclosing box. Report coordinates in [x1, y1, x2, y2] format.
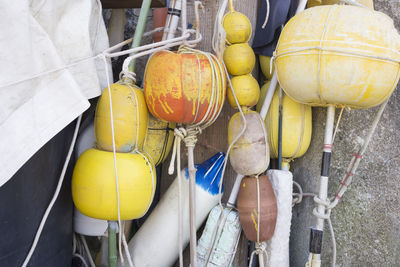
[307, 0, 374, 9]
[223, 43, 255, 76]
[275, 5, 400, 108]
[143, 114, 175, 166]
[228, 109, 269, 176]
[227, 74, 260, 108]
[223, 11, 251, 44]
[259, 55, 275, 80]
[72, 148, 155, 220]
[95, 83, 148, 152]
[265, 91, 312, 159]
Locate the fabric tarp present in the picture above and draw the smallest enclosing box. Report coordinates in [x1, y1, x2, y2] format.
[0, 0, 111, 186]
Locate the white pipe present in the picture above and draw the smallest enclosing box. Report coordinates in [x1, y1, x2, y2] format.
[227, 174, 245, 208]
[166, 0, 182, 40]
[259, 72, 278, 120]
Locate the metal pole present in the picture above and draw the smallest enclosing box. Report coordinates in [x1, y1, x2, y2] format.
[108, 221, 118, 267]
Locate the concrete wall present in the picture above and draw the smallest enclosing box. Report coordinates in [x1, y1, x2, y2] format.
[290, 1, 400, 266]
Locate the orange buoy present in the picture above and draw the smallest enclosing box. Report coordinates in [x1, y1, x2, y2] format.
[237, 175, 277, 242]
[144, 50, 226, 124]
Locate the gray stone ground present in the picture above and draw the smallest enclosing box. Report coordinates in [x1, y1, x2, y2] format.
[290, 1, 400, 266]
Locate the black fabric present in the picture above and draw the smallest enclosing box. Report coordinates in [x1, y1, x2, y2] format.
[0, 121, 76, 267]
[252, 0, 299, 56]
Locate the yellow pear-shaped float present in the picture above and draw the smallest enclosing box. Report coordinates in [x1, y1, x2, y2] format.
[227, 74, 260, 108]
[223, 11, 252, 44]
[72, 148, 155, 220]
[275, 5, 400, 108]
[223, 43, 255, 76]
[95, 83, 148, 152]
[143, 114, 175, 166]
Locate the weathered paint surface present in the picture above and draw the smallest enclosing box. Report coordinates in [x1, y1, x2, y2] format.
[95, 82, 148, 152]
[276, 5, 400, 108]
[144, 51, 225, 124]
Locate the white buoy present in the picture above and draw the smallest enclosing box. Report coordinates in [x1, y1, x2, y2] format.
[125, 153, 225, 267]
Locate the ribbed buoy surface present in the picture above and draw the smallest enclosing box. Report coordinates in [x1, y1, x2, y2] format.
[265, 91, 312, 159]
[144, 51, 225, 124]
[95, 83, 148, 152]
[276, 5, 400, 108]
[143, 114, 175, 166]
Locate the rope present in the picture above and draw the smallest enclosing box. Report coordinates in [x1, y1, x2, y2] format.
[261, 0, 270, 29]
[21, 115, 82, 267]
[332, 107, 344, 143]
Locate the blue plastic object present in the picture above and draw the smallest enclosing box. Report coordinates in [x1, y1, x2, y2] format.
[184, 152, 225, 195]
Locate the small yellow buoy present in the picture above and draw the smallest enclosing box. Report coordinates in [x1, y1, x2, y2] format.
[227, 74, 260, 108]
[223, 11, 251, 44]
[259, 55, 275, 80]
[95, 83, 148, 152]
[72, 148, 155, 220]
[143, 114, 175, 166]
[223, 43, 255, 76]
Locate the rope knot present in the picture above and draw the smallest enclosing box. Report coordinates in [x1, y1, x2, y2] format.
[312, 196, 332, 220]
[249, 242, 268, 266]
[119, 70, 137, 84]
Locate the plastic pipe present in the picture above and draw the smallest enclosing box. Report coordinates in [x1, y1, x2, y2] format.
[128, 0, 152, 72]
[108, 221, 118, 267]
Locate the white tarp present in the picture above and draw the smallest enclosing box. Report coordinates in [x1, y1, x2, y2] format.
[0, 0, 111, 186]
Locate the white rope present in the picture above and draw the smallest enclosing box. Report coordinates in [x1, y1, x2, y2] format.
[21, 115, 82, 267]
[80, 235, 96, 267]
[261, 0, 270, 29]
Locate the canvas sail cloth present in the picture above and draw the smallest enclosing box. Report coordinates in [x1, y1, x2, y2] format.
[0, 0, 111, 186]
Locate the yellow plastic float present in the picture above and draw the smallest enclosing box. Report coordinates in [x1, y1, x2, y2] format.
[259, 55, 274, 80]
[227, 74, 260, 108]
[307, 0, 374, 9]
[143, 114, 175, 166]
[95, 83, 148, 152]
[72, 148, 155, 220]
[222, 7, 251, 44]
[275, 5, 400, 108]
[223, 43, 256, 76]
[264, 91, 312, 159]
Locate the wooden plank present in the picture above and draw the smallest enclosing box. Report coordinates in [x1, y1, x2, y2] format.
[159, 0, 259, 266]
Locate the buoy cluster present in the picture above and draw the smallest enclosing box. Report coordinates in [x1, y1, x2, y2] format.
[223, 6, 259, 109]
[223, 3, 277, 249]
[72, 79, 156, 221]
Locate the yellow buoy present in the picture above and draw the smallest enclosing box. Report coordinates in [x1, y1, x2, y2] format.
[223, 43, 255, 76]
[95, 83, 148, 152]
[256, 80, 275, 112]
[143, 114, 175, 166]
[223, 11, 251, 44]
[72, 148, 155, 220]
[259, 55, 275, 80]
[266, 91, 312, 159]
[307, 0, 374, 9]
[228, 109, 269, 176]
[227, 74, 260, 108]
[275, 5, 400, 108]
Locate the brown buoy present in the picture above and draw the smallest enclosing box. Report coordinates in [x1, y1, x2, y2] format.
[237, 175, 277, 242]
